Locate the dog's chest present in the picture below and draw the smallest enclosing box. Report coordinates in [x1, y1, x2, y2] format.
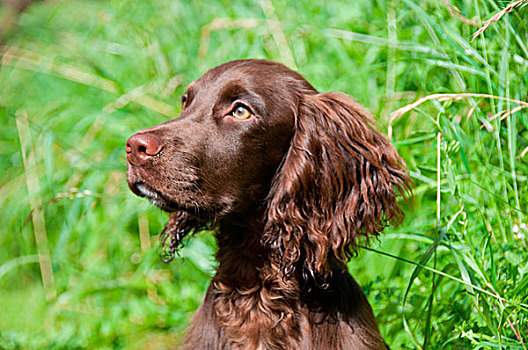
[212, 285, 308, 350]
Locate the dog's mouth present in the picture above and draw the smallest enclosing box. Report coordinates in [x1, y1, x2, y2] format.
[128, 181, 178, 212]
[128, 180, 206, 262]
[129, 179, 217, 217]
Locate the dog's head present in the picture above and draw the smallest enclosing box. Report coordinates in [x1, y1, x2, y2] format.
[126, 59, 411, 277]
[127, 60, 312, 216]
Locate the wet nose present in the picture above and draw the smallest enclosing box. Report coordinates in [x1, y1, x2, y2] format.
[126, 133, 163, 166]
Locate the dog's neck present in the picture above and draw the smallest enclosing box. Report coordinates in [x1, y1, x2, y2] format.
[213, 211, 269, 289]
[210, 212, 308, 349]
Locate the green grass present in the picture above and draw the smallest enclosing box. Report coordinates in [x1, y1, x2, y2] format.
[1, 0, 527, 348]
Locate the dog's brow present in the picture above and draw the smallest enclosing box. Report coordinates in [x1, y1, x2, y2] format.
[187, 81, 196, 91]
[186, 82, 197, 98]
[214, 81, 267, 116]
[218, 81, 248, 99]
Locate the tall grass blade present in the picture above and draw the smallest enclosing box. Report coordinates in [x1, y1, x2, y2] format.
[15, 111, 56, 300]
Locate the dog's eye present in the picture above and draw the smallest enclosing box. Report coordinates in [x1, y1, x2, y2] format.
[232, 105, 252, 120]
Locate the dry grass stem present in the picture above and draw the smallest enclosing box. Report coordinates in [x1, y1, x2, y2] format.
[441, 0, 480, 27]
[104, 85, 177, 117]
[1, 45, 119, 93]
[199, 18, 259, 59]
[163, 74, 183, 98]
[15, 111, 56, 301]
[259, 0, 297, 69]
[2, 46, 176, 117]
[138, 214, 152, 252]
[138, 214, 159, 301]
[472, 0, 528, 41]
[520, 146, 528, 159]
[466, 105, 478, 120]
[389, 93, 528, 137]
[498, 105, 527, 121]
[391, 93, 528, 120]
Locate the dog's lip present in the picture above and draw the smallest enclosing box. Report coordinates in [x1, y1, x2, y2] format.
[127, 175, 223, 216]
[129, 180, 206, 215]
[134, 182, 160, 200]
[129, 181, 176, 211]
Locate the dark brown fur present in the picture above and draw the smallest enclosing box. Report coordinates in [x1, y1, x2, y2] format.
[126, 59, 411, 349]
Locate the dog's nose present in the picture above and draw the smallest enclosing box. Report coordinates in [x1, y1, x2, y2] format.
[126, 133, 163, 165]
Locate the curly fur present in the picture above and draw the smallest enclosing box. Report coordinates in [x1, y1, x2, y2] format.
[263, 91, 410, 286]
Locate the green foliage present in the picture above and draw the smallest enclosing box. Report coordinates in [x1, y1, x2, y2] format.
[0, 0, 527, 348]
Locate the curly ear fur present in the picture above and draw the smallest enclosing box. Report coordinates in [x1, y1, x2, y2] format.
[263, 91, 411, 284]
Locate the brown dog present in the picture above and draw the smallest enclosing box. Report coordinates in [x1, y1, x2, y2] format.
[126, 59, 410, 349]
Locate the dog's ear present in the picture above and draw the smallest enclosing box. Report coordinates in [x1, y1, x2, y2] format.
[263, 92, 411, 284]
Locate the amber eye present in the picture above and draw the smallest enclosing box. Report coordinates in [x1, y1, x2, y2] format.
[232, 105, 252, 120]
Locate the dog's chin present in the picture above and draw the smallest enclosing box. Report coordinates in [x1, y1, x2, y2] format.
[129, 182, 178, 212]
[129, 181, 220, 218]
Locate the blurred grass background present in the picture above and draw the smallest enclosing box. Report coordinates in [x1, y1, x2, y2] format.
[0, 0, 527, 349]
